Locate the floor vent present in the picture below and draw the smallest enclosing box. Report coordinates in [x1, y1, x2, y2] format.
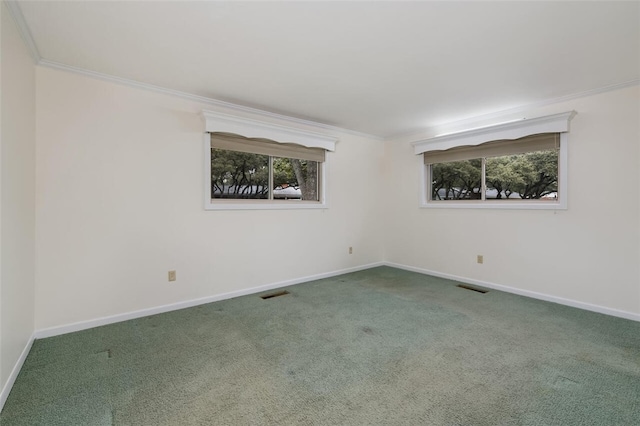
[457, 284, 488, 294]
[261, 290, 290, 300]
[97, 349, 112, 359]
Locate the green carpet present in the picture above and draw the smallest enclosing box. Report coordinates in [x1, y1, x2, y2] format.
[2, 267, 639, 425]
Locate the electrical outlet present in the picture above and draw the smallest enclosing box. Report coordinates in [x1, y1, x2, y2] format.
[477, 255, 483, 264]
[349, 246, 353, 254]
[168, 270, 177, 281]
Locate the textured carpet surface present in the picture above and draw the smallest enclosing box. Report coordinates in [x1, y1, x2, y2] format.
[1, 266, 639, 425]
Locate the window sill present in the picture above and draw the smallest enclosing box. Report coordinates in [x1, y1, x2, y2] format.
[420, 201, 566, 210]
[205, 200, 328, 211]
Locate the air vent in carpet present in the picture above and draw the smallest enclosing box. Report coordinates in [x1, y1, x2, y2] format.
[96, 349, 112, 358]
[261, 290, 290, 299]
[457, 284, 488, 294]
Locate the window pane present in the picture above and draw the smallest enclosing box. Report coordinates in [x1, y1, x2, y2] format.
[485, 150, 558, 200]
[211, 148, 269, 199]
[272, 157, 319, 201]
[431, 159, 482, 200]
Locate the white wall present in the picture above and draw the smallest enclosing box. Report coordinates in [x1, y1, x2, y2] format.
[0, 1, 36, 395]
[384, 86, 640, 316]
[34, 67, 385, 330]
[32, 68, 640, 330]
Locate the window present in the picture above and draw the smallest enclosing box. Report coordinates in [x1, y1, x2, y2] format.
[429, 134, 559, 202]
[210, 133, 323, 202]
[201, 110, 337, 210]
[413, 111, 576, 209]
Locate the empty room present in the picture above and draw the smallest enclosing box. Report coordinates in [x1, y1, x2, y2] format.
[1, 1, 639, 424]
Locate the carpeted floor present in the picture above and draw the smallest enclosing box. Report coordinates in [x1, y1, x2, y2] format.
[1, 266, 639, 425]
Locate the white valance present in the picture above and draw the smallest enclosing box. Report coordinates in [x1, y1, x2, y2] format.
[412, 111, 576, 155]
[202, 110, 338, 152]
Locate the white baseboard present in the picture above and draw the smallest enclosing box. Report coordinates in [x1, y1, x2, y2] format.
[35, 262, 385, 339]
[33, 259, 639, 340]
[0, 333, 34, 413]
[384, 261, 640, 322]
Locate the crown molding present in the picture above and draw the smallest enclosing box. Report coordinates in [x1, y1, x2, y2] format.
[7, 0, 633, 144]
[37, 59, 383, 142]
[389, 79, 639, 142]
[3, 0, 40, 63]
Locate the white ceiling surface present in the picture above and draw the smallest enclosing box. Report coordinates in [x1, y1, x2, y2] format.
[17, 1, 640, 138]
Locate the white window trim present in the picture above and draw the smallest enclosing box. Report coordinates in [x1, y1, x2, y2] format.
[201, 111, 337, 210]
[413, 111, 576, 210]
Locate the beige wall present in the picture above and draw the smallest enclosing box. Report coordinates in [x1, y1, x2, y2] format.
[34, 67, 385, 330]
[0, 3, 637, 407]
[32, 69, 640, 329]
[383, 86, 640, 315]
[0, 15, 637, 364]
[0, 2, 36, 391]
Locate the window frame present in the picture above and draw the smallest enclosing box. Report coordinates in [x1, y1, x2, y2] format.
[201, 110, 337, 211]
[204, 135, 329, 210]
[413, 111, 576, 210]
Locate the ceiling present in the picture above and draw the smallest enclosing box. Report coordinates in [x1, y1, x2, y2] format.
[15, 1, 640, 138]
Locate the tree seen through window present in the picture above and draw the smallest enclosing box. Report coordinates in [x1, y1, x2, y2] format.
[211, 149, 319, 201]
[431, 150, 558, 201]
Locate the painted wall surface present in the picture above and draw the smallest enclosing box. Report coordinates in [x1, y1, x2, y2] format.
[0, 3, 36, 389]
[384, 86, 640, 315]
[34, 67, 385, 330]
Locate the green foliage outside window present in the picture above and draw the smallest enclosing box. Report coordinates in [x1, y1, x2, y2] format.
[485, 151, 558, 199]
[211, 150, 269, 199]
[211, 149, 319, 201]
[431, 159, 482, 200]
[431, 150, 558, 201]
